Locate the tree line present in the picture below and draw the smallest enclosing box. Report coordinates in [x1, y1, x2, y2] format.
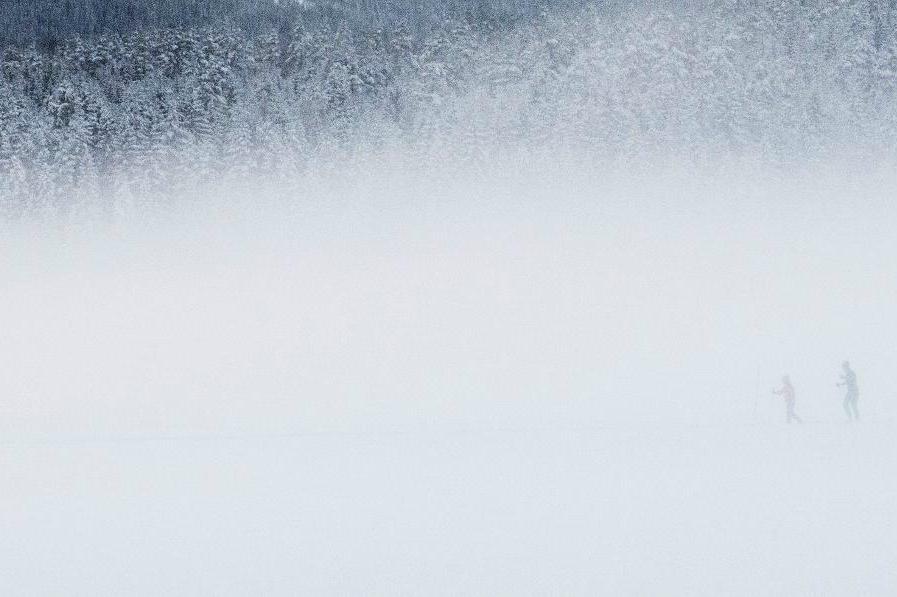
[0, 0, 584, 50]
[1, 0, 897, 216]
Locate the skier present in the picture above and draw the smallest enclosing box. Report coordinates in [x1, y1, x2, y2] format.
[837, 361, 860, 421]
[773, 375, 802, 424]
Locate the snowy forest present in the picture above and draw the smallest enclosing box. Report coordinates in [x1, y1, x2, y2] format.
[2, 0, 897, 216]
[5, 4, 897, 594]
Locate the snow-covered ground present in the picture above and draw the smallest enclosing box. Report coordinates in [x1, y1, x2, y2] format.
[2, 164, 895, 594]
[2, 423, 895, 595]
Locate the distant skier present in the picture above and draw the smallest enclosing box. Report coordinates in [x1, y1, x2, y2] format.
[773, 375, 802, 424]
[837, 361, 860, 421]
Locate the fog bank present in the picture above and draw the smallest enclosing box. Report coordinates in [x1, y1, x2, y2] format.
[3, 160, 895, 439]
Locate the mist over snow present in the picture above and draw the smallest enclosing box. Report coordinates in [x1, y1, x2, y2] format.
[3, 159, 897, 436]
[2, 1, 897, 596]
